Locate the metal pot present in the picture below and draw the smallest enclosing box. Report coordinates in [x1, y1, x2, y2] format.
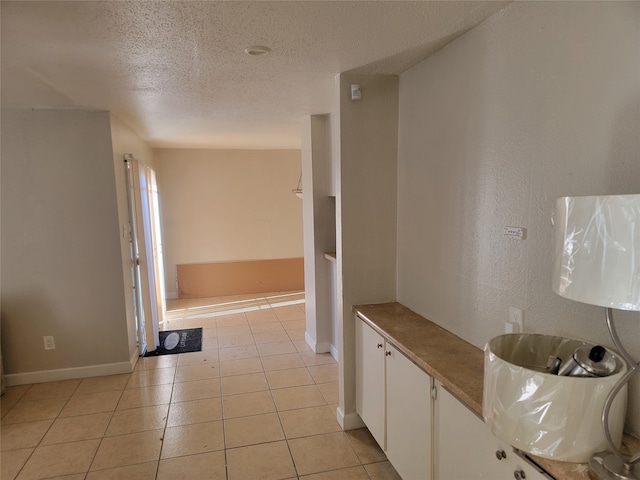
[557, 345, 617, 377]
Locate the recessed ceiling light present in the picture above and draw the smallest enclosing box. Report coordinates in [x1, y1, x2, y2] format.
[244, 46, 271, 56]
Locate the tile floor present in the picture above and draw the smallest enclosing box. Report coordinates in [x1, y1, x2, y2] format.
[1, 291, 401, 480]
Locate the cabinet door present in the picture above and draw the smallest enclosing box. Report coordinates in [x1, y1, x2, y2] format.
[436, 385, 510, 479]
[355, 317, 386, 449]
[436, 385, 549, 480]
[386, 343, 432, 480]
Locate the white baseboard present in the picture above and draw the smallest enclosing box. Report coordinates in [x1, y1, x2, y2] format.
[5, 360, 136, 386]
[304, 332, 331, 354]
[165, 291, 178, 300]
[330, 344, 339, 361]
[336, 406, 365, 430]
[130, 349, 140, 371]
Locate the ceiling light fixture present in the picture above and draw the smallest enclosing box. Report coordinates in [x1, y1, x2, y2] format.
[244, 45, 271, 56]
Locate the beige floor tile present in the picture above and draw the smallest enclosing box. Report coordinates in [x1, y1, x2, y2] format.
[364, 460, 402, 480]
[105, 404, 169, 436]
[2, 447, 33, 480]
[247, 314, 281, 326]
[174, 363, 220, 383]
[300, 352, 337, 367]
[221, 372, 269, 396]
[292, 339, 314, 353]
[272, 385, 326, 411]
[133, 355, 179, 372]
[250, 322, 285, 334]
[219, 344, 259, 362]
[1, 419, 53, 450]
[286, 328, 306, 341]
[2, 397, 68, 424]
[86, 461, 158, 480]
[20, 379, 80, 402]
[160, 421, 224, 459]
[257, 341, 297, 357]
[176, 350, 219, 367]
[197, 318, 218, 330]
[220, 357, 264, 377]
[217, 334, 255, 349]
[308, 364, 338, 384]
[217, 325, 252, 337]
[261, 353, 305, 372]
[59, 390, 122, 418]
[266, 368, 315, 390]
[279, 406, 341, 439]
[281, 319, 306, 331]
[90, 429, 163, 471]
[222, 390, 276, 418]
[201, 336, 218, 350]
[170, 378, 221, 402]
[1, 385, 32, 417]
[299, 466, 370, 480]
[224, 412, 285, 448]
[75, 374, 130, 394]
[157, 451, 226, 480]
[226, 441, 296, 480]
[126, 367, 176, 389]
[273, 306, 305, 322]
[253, 331, 291, 344]
[166, 397, 222, 426]
[202, 327, 218, 339]
[216, 314, 248, 327]
[317, 382, 339, 405]
[245, 313, 280, 326]
[41, 413, 111, 445]
[288, 432, 360, 476]
[116, 384, 172, 410]
[184, 318, 217, 330]
[212, 294, 241, 305]
[17, 439, 100, 479]
[345, 428, 387, 464]
[166, 298, 193, 310]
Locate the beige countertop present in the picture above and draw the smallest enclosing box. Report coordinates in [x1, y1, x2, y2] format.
[353, 302, 639, 480]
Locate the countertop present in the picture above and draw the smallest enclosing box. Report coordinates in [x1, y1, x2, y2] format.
[354, 302, 639, 480]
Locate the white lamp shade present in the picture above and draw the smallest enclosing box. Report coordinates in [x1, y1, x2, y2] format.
[552, 194, 640, 311]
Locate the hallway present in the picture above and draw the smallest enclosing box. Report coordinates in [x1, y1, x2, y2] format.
[1, 292, 400, 479]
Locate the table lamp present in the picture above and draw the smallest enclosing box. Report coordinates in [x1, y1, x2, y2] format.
[552, 194, 640, 480]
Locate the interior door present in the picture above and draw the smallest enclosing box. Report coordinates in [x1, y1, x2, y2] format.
[124, 154, 166, 355]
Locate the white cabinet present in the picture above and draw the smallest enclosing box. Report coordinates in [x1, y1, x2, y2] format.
[355, 316, 432, 479]
[355, 316, 386, 447]
[386, 342, 432, 480]
[435, 382, 550, 480]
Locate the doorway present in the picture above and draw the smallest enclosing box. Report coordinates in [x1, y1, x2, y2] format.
[125, 154, 167, 355]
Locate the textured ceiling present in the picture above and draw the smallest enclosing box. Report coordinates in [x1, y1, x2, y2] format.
[1, 1, 509, 149]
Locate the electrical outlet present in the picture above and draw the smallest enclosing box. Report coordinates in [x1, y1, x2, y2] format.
[43, 336, 55, 350]
[509, 307, 524, 332]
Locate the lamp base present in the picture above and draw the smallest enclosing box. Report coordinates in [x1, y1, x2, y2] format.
[590, 451, 639, 480]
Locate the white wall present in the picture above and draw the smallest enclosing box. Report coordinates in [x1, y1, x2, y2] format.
[397, 2, 640, 436]
[336, 73, 399, 428]
[154, 149, 303, 298]
[1, 109, 131, 380]
[110, 113, 156, 362]
[301, 115, 336, 355]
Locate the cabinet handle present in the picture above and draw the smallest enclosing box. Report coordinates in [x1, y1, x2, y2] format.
[385, 351, 392, 356]
[495, 450, 507, 460]
[377, 343, 383, 348]
[513, 469, 526, 480]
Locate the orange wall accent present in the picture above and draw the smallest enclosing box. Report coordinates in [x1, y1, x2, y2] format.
[177, 258, 304, 298]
